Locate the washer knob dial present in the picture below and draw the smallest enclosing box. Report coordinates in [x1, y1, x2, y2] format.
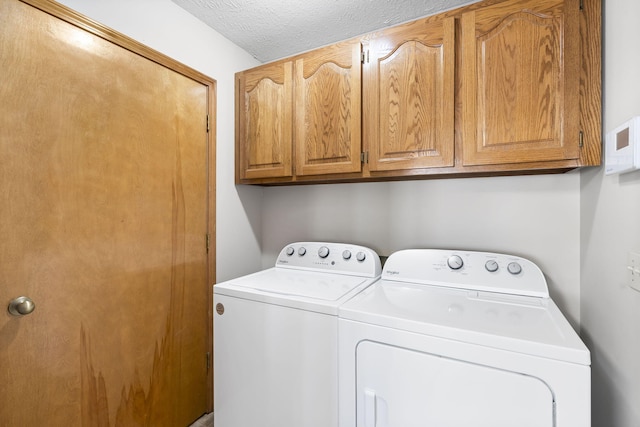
[286, 247, 295, 256]
[298, 247, 307, 256]
[342, 250, 352, 260]
[447, 255, 464, 270]
[485, 260, 499, 272]
[507, 262, 522, 275]
[356, 252, 366, 262]
[318, 246, 330, 258]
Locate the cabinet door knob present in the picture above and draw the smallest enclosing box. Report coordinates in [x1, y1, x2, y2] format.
[8, 296, 36, 316]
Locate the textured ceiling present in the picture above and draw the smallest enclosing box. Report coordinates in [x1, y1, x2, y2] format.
[171, 0, 476, 62]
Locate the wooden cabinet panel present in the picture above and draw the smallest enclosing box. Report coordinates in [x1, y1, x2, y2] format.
[365, 17, 455, 171]
[237, 61, 293, 180]
[461, 0, 580, 166]
[234, 0, 600, 184]
[295, 42, 362, 176]
[1, 0, 215, 424]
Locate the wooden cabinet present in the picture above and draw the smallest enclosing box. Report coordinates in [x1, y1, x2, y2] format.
[235, 0, 601, 185]
[461, 0, 580, 166]
[364, 17, 455, 171]
[236, 61, 292, 180]
[295, 42, 362, 176]
[236, 43, 361, 182]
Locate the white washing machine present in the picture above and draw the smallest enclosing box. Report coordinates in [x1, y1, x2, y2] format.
[214, 242, 382, 427]
[339, 249, 590, 427]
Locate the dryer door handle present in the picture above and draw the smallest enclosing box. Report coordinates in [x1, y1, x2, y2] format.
[363, 388, 389, 427]
[364, 388, 377, 427]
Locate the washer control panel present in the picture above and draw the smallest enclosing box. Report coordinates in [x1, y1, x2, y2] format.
[276, 242, 382, 278]
[382, 249, 548, 298]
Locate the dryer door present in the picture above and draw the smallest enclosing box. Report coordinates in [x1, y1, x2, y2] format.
[356, 341, 554, 427]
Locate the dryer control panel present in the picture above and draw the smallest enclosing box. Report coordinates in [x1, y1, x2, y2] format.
[276, 242, 382, 278]
[382, 249, 548, 298]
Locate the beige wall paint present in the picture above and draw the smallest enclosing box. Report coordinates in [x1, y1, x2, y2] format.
[581, 0, 640, 425]
[56, 0, 263, 282]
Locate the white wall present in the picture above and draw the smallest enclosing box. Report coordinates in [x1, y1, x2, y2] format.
[262, 173, 582, 326]
[55, 0, 263, 282]
[580, 0, 640, 425]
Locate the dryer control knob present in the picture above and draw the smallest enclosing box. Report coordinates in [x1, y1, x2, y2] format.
[286, 247, 295, 256]
[318, 246, 330, 258]
[485, 260, 499, 272]
[507, 262, 522, 275]
[356, 252, 366, 262]
[447, 255, 464, 270]
[298, 247, 307, 256]
[342, 250, 352, 260]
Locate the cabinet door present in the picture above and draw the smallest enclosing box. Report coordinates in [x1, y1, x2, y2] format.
[461, 0, 580, 166]
[365, 17, 455, 171]
[295, 42, 362, 176]
[237, 61, 293, 180]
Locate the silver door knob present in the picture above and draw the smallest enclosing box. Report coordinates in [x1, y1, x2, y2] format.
[8, 296, 36, 316]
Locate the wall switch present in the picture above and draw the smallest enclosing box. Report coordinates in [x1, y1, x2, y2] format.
[629, 252, 640, 292]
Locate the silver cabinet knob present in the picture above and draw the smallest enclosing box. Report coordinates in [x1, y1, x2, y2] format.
[8, 296, 36, 316]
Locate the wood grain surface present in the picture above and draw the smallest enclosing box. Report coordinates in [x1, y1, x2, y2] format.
[461, 0, 580, 166]
[0, 0, 215, 425]
[237, 61, 293, 180]
[295, 41, 362, 176]
[234, 0, 600, 186]
[365, 17, 455, 171]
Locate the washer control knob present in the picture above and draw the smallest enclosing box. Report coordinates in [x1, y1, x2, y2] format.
[485, 260, 499, 272]
[507, 262, 522, 275]
[356, 252, 366, 262]
[298, 247, 307, 256]
[286, 247, 295, 256]
[447, 255, 464, 270]
[342, 250, 352, 260]
[318, 246, 330, 258]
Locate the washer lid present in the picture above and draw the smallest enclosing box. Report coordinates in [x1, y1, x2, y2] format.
[215, 268, 376, 315]
[339, 280, 590, 365]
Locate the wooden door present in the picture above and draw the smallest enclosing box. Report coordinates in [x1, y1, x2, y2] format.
[0, 1, 215, 426]
[461, 0, 580, 166]
[364, 17, 455, 172]
[294, 42, 362, 176]
[236, 61, 293, 181]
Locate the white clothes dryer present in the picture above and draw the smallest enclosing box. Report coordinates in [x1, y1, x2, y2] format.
[214, 242, 381, 427]
[339, 249, 590, 427]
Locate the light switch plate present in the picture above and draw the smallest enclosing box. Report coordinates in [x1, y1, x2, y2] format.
[629, 252, 640, 292]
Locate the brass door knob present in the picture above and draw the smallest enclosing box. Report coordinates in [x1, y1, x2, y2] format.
[8, 296, 36, 316]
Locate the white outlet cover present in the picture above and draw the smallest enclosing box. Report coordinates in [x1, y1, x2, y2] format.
[629, 252, 640, 292]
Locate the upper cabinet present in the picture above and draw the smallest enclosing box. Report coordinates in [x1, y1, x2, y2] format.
[236, 61, 293, 181]
[295, 42, 362, 176]
[235, 0, 601, 185]
[461, 0, 580, 166]
[364, 17, 455, 172]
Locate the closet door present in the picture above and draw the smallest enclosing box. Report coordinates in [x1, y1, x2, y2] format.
[0, 0, 214, 425]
